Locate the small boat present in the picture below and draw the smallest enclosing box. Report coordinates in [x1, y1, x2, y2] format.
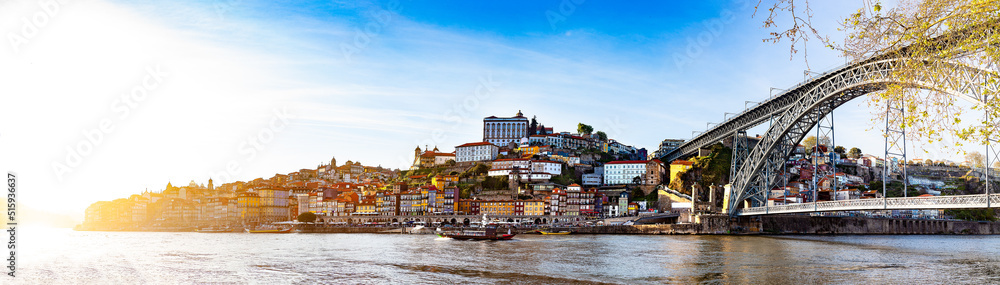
[539, 230, 571, 235]
[437, 227, 515, 240]
[436, 214, 515, 240]
[245, 228, 293, 234]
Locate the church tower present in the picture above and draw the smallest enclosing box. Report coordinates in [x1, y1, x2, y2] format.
[413, 146, 422, 168]
[208, 178, 214, 191]
[509, 167, 521, 200]
[330, 156, 337, 167]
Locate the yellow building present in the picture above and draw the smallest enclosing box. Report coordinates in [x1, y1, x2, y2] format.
[237, 191, 261, 226]
[519, 146, 540, 158]
[669, 160, 694, 184]
[355, 203, 377, 215]
[521, 200, 545, 216]
[432, 175, 459, 190]
[480, 200, 515, 216]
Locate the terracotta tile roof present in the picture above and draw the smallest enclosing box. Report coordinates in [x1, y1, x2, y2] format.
[670, 160, 694, 166]
[457, 142, 496, 147]
[493, 158, 529, 162]
[606, 160, 649, 165]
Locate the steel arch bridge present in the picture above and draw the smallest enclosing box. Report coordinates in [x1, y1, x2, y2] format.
[661, 27, 1000, 216]
[729, 58, 998, 216]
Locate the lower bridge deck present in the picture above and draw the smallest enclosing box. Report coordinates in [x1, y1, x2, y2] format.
[738, 193, 1000, 216]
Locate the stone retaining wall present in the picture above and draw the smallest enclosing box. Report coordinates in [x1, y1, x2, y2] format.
[762, 215, 1000, 234]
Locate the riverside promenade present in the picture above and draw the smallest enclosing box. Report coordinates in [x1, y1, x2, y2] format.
[294, 215, 1000, 235]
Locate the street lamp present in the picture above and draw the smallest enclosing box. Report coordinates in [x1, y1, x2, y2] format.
[770, 87, 786, 97]
[803, 70, 822, 81]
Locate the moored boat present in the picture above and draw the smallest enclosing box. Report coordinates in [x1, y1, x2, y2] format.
[539, 230, 571, 235]
[437, 227, 515, 240]
[436, 214, 516, 240]
[245, 227, 293, 233]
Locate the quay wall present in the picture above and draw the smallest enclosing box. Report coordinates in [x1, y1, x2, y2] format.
[78, 216, 1000, 235]
[761, 215, 1000, 235]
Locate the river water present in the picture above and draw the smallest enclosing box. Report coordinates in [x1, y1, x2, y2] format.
[13, 227, 1000, 284]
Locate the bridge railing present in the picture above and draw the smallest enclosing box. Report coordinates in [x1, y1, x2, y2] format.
[737, 194, 1000, 216]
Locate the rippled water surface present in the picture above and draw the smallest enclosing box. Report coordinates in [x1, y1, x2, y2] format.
[15, 227, 1000, 284]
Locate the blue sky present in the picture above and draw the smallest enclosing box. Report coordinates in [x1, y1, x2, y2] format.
[6, 0, 965, 217]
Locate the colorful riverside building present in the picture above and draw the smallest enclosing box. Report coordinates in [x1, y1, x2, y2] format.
[237, 191, 261, 227]
[518, 200, 546, 216]
[428, 186, 459, 215]
[547, 188, 567, 216]
[355, 200, 378, 215]
[204, 197, 237, 226]
[478, 200, 516, 216]
[257, 188, 289, 224]
[461, 199, 546, 216]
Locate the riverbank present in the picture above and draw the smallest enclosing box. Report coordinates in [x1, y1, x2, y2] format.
[75, 215, 1000, 235]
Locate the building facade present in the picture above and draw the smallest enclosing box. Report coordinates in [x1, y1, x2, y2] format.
[483, 111, 529, 147]
[455, 142, 499, 163]
[604, 160, 649, 185]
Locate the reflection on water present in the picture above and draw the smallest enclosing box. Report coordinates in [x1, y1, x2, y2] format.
[14, 227, 1000, 284]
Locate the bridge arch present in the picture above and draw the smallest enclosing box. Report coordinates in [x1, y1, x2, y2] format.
[728, 59, 998, 215]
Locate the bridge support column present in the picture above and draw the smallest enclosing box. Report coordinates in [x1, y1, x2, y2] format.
[730, 130, 748, 184]
[884, 95, 909, 206]
[722, 184, 732, 214]
[987, 95, 998, 208]
[816, 104, 837, 202]
[708, 185, 718, 213]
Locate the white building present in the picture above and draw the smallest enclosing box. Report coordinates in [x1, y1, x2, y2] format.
[490, 158, 531, 172]
[604, 160, 648, 185]
[434, 153, 455, 165]
[544, 135, 564, 149]
[531, 160, 562, 175]
[528, 135, 547, 146]
[483, 111, 529, 147]
[455, 142, 499, 163]
[488, 159, 563, 177]
[582, 173, 602, 186]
